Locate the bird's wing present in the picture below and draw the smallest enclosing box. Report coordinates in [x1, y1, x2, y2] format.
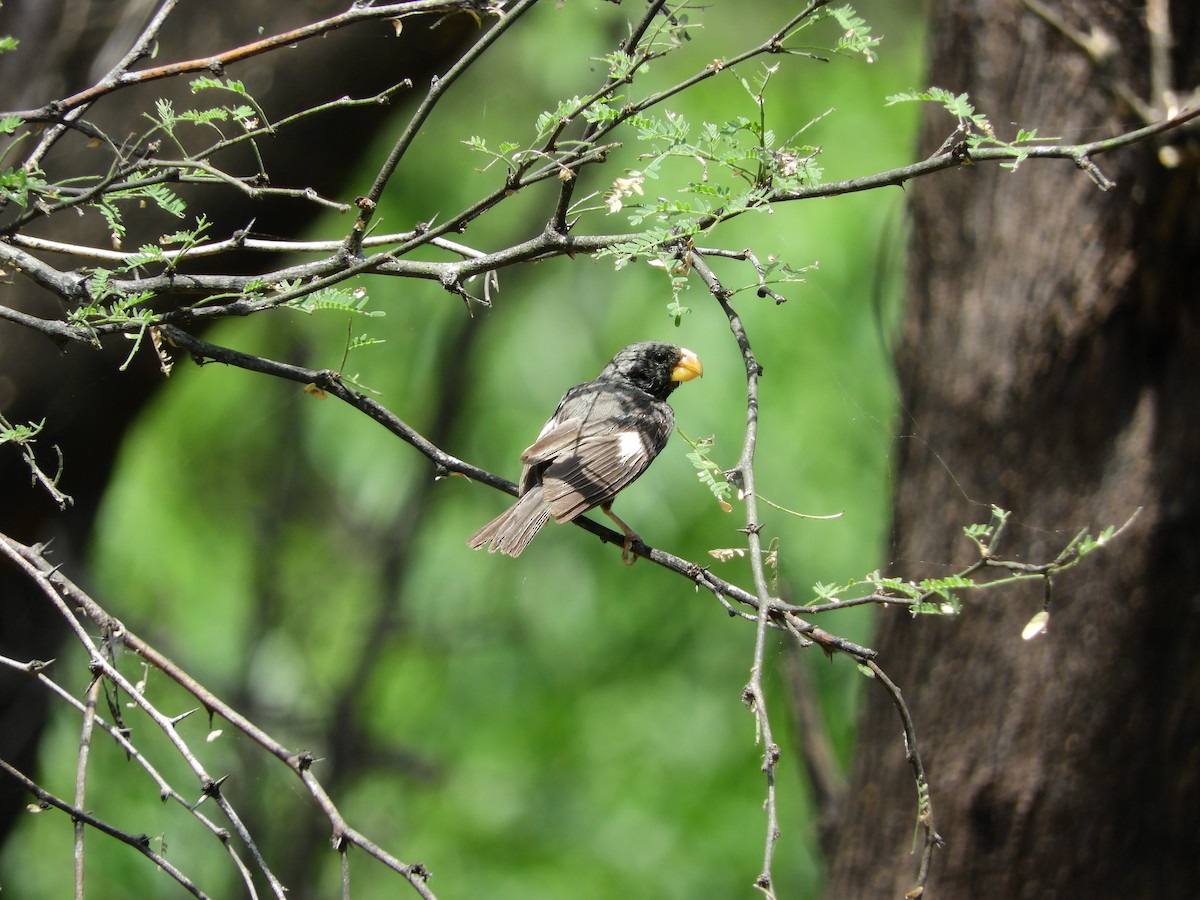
[516, 380, 674, 521]
[521, 416, 585, 464]
[517, 415, 583, 495]
[537, 429, 659, 522]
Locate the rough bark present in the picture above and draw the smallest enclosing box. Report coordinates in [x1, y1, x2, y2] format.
[826, 1, 1200, 897]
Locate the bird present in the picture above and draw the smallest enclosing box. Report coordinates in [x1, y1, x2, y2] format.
[468, 340, 703, 564]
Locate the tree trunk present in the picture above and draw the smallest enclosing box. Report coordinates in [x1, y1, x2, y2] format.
[826, 2, 1200, 897]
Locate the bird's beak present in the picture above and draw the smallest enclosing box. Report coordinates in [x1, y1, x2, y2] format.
[671, 348, 704, 382]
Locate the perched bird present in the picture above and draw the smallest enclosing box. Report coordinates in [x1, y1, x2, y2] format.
[468, 341, 703, 564]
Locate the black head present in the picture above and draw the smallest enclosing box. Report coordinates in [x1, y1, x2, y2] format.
[599, 341, 703, 400]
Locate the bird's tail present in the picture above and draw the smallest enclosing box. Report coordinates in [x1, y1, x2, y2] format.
[467, 487, 551, 557]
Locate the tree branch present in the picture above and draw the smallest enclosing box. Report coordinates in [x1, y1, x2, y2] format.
[0, 533, 439, 900]
[0, 755, 209, 898]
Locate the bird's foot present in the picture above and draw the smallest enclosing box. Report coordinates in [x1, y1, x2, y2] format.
[602, 503, 642, 566]
[621, 531, 642, 566]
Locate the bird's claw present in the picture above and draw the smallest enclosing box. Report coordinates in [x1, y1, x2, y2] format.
[621, 531, 641, 566]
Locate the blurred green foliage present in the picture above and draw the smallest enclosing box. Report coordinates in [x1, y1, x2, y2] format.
[1, 2, 924, 897]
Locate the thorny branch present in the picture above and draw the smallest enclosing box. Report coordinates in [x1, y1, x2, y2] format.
[865, 659, 942, 892]
[347, 0, 540, 252]
[0, 533, 438, 900]
[10, 2, 488, 125]
[0, 755, 208, 898]
[686, 249, 784, 897]
[0, 652, 265, 892]
[2, 104, 1194, 327]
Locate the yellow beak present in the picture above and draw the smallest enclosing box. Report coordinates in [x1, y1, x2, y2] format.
[671, 347, 703, 382]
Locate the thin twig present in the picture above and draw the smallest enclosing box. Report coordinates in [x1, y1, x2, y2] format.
[24, 0, 182, 167]
[0, 537, 290, 898]
[863, 659, 943, 897]
[687, 248, 782, 897]
[0, 653, 263, 894]
[0, 756, 209, 898]
[0, 533, 438, 900]
[5, 2, 484, 122]
[347, 0, 538, 252]
[73, 676, 101, 900]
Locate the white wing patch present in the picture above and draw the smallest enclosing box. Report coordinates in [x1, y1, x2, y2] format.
[616, 430, 645, 462]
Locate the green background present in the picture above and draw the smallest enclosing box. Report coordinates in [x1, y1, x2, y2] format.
[2, 3, 924, 896]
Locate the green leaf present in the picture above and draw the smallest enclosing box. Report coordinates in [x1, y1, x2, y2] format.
[347, 334, 387, 352]
[0, 166, 50, 208]
[535, 96, 584, 138]
[829, 5, 879, 62]
[812, 581, 842, 601]
[189, 76, 246, 95]
[676, 429, 734, 511]
[599, 50, 636, 81]
[286, 286, 385, 318]
[178, 108, 231, 126]
[125, 245, 168, 267]
[666, 295, 691, 326]
[0, 417, 44, 445]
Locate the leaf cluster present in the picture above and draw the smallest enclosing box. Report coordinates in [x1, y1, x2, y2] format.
[887, 86, 1053, 170]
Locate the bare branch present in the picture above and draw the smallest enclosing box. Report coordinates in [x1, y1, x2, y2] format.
[0, 756, 209, 898]
[0, 533, 439, 900]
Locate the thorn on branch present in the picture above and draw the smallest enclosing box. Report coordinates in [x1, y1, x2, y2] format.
[441, 273, 483, 310]
[756, 285, 788, 304]
[168, 707, 199, 726]
[292, 751, 318, 771]
[1074, 153, 1116, 190]
[723, 467, 746, 494]
[314, 368, 342, 391]
[763, 742, 781, 770]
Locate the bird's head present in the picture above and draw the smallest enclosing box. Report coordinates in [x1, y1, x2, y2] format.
[603, 341, 703, 399]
